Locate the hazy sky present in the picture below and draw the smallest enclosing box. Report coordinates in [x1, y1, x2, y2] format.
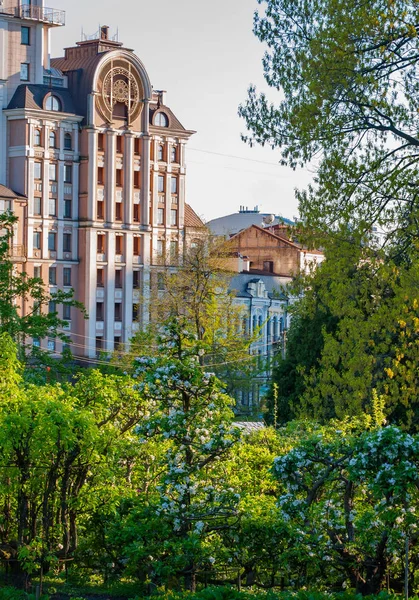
[50, 0, 313, 222]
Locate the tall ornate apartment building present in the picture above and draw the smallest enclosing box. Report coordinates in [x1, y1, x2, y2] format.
[0, 0, 199, 358]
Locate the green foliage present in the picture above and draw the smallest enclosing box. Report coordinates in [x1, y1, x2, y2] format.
[268, 232, 419, 430]
[239, 0, 419, 248]
[129, 236, 260, 397]
[0, 212, 85, 367]
[272, 422, 419, 594]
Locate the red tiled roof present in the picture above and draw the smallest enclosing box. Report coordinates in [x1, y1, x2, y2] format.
[184, 204, 206, 228]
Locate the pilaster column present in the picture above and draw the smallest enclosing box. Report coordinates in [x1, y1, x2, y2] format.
[57, 159, 64, 218]
[106, 130, 116, 223]
[124, 233, 133, 341]
[87, 128, 97, 221]
[72, 162, 79, 220]
[27, 158, 35, 216]
[41, 158, 49, 259]
[85, 230, 98, 359]
[124, 132, 134, 225]
[141, 134, 150, 226]
[105, 231, 116, 352]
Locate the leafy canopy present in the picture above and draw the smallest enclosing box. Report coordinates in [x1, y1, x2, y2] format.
[240, 0, 419, 245]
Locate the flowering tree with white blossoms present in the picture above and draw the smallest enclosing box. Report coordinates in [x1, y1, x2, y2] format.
[272, 421, 419, 594]
[133, 319, 241, 591]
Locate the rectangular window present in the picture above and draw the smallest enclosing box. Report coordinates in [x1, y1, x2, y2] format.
[64, 133, 72, 150]
[133, 270, 140, 289]
[158, 174, 165, 193]
[49, 301, 56, 314]
[171, 177, 177, 194]
[114, 336, 121, 350]
[63, 304, 71, 320]
[157, 208, 164, 225]
[170, 240, 178, 257]
[157, 272, 165, 291]
[48, 267, 56, 285]
[170, 209, 177, 226]
[97, 201, 104, 220]
[33, 337, 41, 348]
[115, 203, 122, 221]
[134, 138, 140, 155]
[132, 304, 140, 321]
[34, 162, 42, 179]
[97, 234, 105, 254]
[48, 198, 56, 216]
[133, 237, 141, 256]
[34, 197, 41, 215]
[64, 199, 72, 219]
[116, 168, 123, 187]
[263, 260, 274, 273]
[97, 167, 104, 184]
[48, 338, 56, 352]
[96, 302, 104, 321]
[115, 236, 123, 255]
[63, 233, 72, 253]
[49, 163, 57, 181]
[63, 267, 71, 286]
[20, 62, 29, 81]
[64, 164, 72, 183]
[48, 232, 56, 251]
[98, 133, 105, 151]
[33, 231, 41, 249]
[116, 136, 123, 153]
[115, 269, 123, 289]
[97, 268, 104, 287]
[33, 266, 41, 279]
[156, 239, 164, 256]
[114, 303, 122, 322]
[133, 204, 140, 222]
[21, 26, 30, 45]
[96, 337, 103, 353]
[133, 171, 140, 188]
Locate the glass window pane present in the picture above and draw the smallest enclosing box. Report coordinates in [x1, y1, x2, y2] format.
[20, 63, 29, 81]
[21, 26, 30, 45]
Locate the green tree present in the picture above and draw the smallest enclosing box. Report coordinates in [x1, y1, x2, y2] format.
[132, 319, 241, 591]
[129, 236, 260, 397]
[0, 334, 148, 588]
[0, 212, 84, 364]
[239, 0, 419, 247]
[272, 420, 419, 594]
[268, 231, 419, 430]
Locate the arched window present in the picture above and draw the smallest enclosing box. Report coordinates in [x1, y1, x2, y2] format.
[157, 144, 164, 161]
[154, 112, 168, 127]
[45, 95, 61, 112]
[49, 131, 56, 148]
[252, 315, 257, 333]
[64, 133, 72, 150]
[171, 145, 177, 162]
[34, 129, 41, 146]
[258, 315, 263, 329]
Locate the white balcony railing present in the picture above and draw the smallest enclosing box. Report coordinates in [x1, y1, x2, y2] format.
[17, 5, 65, 25]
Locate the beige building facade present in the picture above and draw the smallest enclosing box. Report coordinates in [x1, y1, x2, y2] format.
[0, 0, 196, 358]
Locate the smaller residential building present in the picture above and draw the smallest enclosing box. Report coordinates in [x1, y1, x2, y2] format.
[230, 273, 290, 414]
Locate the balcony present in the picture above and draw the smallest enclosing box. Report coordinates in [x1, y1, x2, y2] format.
[16, 5, 65, 26]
